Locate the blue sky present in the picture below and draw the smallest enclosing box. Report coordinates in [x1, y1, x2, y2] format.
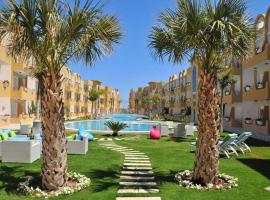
[68, 0, 270, 108]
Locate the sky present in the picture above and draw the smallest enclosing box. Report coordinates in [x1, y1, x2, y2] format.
[67, 0, 270, 108]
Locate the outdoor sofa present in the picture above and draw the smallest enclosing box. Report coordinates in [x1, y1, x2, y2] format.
[67, 135, 88, 155]
[1, 140, 41, 163]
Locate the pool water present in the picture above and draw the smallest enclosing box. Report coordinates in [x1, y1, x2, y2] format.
[65, 114, 158, 132]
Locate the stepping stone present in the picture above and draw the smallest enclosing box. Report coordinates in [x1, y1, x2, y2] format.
[125, 160, 150, 163]
[124, 153, 145, 155]
[117, 188, 159, 194]
[125, 157, 149, 160]
[123, 166, 152, 170]
[121, 171, 154, 175]
[116, 198, 161, 200]
[124, 163, 151, 166]
[120, 176, 155, 181]
[119, 182, 157, 186]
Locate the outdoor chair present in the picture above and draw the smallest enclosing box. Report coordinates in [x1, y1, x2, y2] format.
[173, 123, 186, 137]
[67, 135, 88, 155]
[231, 132, 252, 154]
[185, 124, 197, 136]
[1, 140, 41, 163]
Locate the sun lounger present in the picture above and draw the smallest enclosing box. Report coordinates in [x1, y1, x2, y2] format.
[190, 134, 238, 158]
[231, 132, 252, 154]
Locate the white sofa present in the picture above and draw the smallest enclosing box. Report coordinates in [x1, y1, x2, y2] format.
[1, 140, 41, 163]
[67, 135, 88, 155]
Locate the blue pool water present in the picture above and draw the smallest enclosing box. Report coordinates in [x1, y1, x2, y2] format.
[65, 114, 158, 132]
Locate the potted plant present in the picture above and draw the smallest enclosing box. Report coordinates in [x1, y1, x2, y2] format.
[256, 118, 264, 126]
[256, 82, 264, 89]
[105, 121, 128, 137]
[245, 117, 252, 124]
[244, 85, 252, 92]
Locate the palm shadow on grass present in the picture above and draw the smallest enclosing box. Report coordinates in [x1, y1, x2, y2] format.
[236, 159, 270, 179]
[154, 170, 178, 186]
[86, 168, 119, 192]
[246, 138, 270, 147]
[0, 165, 40, 195]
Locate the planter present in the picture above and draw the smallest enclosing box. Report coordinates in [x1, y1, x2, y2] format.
[245, 85, 252, 92]
[245, 118, 252, 124]
[224, 117, 230, 122]
[256, 119, 264, 126]
[256, 82, 264, 89]
[225, 91, 231, 96]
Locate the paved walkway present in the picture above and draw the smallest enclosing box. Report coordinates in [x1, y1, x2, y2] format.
[99, 138, 161, 200]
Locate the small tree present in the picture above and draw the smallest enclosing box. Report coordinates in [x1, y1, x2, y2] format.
[105, 121, 128, 136]
[28, 101, 37, 117]
[88, 89, 104, 118]
[218, 70, 236, 133]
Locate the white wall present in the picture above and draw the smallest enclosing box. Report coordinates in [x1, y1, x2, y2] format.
[0, 97, 11, 116]
[0, 64, 11, 82]
[243, 69, 254, 86]
[242, 100, 269, 119]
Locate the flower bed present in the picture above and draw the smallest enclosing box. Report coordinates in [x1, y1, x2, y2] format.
[175, 170, 238, 190]
[18, 172, 90, 198]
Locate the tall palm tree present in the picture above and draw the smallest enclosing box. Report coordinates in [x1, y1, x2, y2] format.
[149, 0, 253, 185]
[0, 0, 121, 191]
[218, 69, 236, 133]
[88, 89, 104, 118]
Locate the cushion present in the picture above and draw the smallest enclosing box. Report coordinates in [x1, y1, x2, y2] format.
[75, 134, 82, 141]
[2, 129, 11, 134]
[1, 133, 9, 140]
[8, 137, 31, 141]
[9, 131, 16, 137]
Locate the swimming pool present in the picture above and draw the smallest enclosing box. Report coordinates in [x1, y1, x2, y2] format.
[65, 114, 159, 133]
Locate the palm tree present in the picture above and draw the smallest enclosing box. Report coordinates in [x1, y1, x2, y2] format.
[88, 89, 104, 118]
[149, 0, 253, 185]
[218, 70, 236, 133]
[0, 0, 121, 191]
[105, 121, 128, 136]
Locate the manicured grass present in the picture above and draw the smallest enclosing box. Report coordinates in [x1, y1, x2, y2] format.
[0, 134, 269, 200]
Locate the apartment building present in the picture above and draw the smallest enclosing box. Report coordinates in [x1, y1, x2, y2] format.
[0, 45, 38, 127]
[129, 7, 270, 136]
[0, 47, 121, 127]
[61, 66, 121, 119]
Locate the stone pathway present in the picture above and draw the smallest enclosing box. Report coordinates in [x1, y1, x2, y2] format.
[99, 138, 161, 200]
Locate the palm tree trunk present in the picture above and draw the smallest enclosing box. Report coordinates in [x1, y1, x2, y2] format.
[220, 91, 224, 133]
[40, 71, 67, 191]
[193, 69, 220, 186]
[91, 101, 94, 119]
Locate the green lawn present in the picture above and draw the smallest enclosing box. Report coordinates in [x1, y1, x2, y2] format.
[0, 134, 269, 200]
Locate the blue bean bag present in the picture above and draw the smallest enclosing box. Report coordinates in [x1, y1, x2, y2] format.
[78, 127, 94, 141]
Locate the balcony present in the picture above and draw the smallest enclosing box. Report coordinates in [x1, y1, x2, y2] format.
[223, 89, 242, 103]
[243, 82, 270, 101]
[11, 87, 36, 101]
[243, 44, 270, 68]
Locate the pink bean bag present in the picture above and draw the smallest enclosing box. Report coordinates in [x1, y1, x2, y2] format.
[150, 126, 161, 140]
